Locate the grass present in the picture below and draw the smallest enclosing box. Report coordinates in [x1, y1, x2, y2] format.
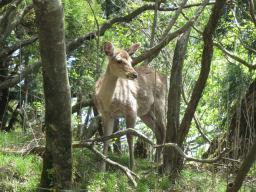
[0, 131, 42, 192]
[0, 130, 255, 191]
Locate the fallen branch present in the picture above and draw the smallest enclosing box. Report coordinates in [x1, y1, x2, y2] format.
[87, 144, 140, 187]
[156, 143, 227, 163]
[1, 128, 227, 164]
[89, 128, 155, 145]
[83, 128, 226, 163]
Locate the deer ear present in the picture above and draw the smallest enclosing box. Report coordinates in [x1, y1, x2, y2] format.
[104, 41, 114, 56]
[125, 42, 141, 56]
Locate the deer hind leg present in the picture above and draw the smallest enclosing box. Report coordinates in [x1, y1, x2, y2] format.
[100, 114, 114, 172]
[126, 114, 136, 170]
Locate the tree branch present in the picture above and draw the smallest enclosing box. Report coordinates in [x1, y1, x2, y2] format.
[88, 144, 140, 187]
[132, 0, 210, 66]
[0, 36, 38, 59]
[0, 0, 13, 8]
[213, 42, 256, 70]
[0, 61, 42, 90]
[186, 8, 256, 70]
[0, 1, 32, 44]
[67, 1, 214, 52]
[81, 128, 226, 164]
[181, 84, 211, 143]
[142, 0, 189, 65]
[71, 98, 94, 114]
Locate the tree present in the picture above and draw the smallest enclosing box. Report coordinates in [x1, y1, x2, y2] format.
[163, 29, 191, 175]
[33, 0, 72, 189]
[164, 0, 227, 178]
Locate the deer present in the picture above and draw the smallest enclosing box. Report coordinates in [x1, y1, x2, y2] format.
[93, 41, 166, 171]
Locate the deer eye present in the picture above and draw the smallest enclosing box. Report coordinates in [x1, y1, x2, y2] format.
[117, 60, 122, 64]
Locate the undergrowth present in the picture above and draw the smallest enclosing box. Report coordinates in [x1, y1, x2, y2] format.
[0, 131, 254, 191]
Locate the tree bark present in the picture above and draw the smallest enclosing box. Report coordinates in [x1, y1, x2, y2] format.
[163, 28, 191, 176]
[226, 137, 256, 192]
[0, 60, 9, 131]
[33, 0, 72, 190]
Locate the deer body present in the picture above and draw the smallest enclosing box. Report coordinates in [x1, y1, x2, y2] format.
[94, 42, 166, 171]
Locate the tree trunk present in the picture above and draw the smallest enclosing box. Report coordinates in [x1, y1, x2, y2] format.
[163, 29, 191, 176]
[226, 136, 256, 192]
[6, 102, 21, 132]
[33, 0, 72, 190]
[164, 0, 226, 179]
[0, 60, 9, 131]
[76, 91, 83, 138]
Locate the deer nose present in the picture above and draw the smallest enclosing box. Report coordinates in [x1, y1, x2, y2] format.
[133, 72, 138, 79]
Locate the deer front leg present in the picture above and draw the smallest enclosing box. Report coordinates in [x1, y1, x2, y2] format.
[126, 114, 136, 170]
[100, 114, 114, 172]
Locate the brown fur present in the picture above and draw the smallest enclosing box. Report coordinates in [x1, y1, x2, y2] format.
[94, 42, 166, 171]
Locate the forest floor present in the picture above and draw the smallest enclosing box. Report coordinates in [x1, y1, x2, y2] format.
[0, 130, 255, 192]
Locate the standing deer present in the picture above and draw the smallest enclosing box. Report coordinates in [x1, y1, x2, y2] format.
[94, 41, 166, 171]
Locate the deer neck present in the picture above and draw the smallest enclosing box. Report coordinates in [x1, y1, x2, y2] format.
[99, 65, 118, 103]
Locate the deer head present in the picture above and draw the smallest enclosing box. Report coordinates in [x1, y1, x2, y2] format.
[103, 41, 140, 80]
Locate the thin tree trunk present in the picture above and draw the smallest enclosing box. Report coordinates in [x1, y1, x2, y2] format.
[33, 0, 72, 190]
[22, 74, 29, 133]
[6, 102, 21, 131]
[226, 137, 256, 192]
[0, 60, 9, 131]
[163, 28, 191, 176]
[76, 90, 83, 138]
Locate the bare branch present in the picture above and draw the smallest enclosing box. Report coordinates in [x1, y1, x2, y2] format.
[0, 0, 13, 8]
[0, 61, 42, 90]
[89, 128, 155, 146]
[14, 3, 33, 26]
[0, 36, 38, 59]
[72, 98, 94, 114]
[213, 42, 256, 70]
[142, 0, 189, 65]
[141, 0, 160, 66]
[181, 84, 211, 143]
[157, 143, 226, 163]
[132, 0, 210, 66]
[0, 2, 33, 44]
[88, 145, 140, 187]
[67, 1, 214, 52]
[84, 128, 226, 164]
[183, 10, 256, 70]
